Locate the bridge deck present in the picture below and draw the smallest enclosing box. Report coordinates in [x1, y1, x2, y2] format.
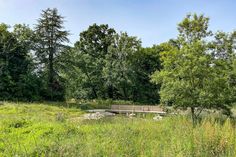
[107, 105, 166, 114]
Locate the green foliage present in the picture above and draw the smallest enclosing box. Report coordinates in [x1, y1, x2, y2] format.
[0, 102, 236, 156]
[35, 8, 69, 101]
[0, 23, 41, 101]
[65, 27, 161, 103]
[103, 32, 141, 100]
[0, 9, 162, 103]
[151, 14, 233, 123]
[132, 45, 162, 103]
[74, 24, 116, 99]
[76, 99, 136, 109]
[178, 13, 212, 42]
[2, 9, 236, 116]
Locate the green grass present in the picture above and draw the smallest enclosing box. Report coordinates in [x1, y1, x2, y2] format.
[0, 102, 236, 156]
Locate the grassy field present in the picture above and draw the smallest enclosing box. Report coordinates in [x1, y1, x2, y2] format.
[0, 102, 236, 157]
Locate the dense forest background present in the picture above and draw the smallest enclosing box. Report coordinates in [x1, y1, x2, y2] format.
[1, 8, 236, 112]
[0, 8, 161, 103]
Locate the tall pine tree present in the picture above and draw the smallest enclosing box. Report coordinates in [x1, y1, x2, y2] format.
[35, 8, 69, 100]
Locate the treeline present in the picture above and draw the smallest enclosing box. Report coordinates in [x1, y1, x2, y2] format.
[0, 8, 161, 103]
[1, 8, 236, 114]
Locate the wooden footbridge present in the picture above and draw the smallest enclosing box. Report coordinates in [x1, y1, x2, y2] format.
[107, 105, 166, 115]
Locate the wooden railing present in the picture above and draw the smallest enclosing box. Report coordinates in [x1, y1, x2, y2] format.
[108, 105, 166, 114]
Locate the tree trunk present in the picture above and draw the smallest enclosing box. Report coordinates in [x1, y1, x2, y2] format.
[191, 107, 195, 127]
[48, 50, 54, 100]
[132, 88, 138, 101]
[92, 86, 98, 98]
[122, 85, 128, 100]
[108, 85, 114, 99]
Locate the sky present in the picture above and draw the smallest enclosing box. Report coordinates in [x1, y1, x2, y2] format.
[0, 0, 236, 47]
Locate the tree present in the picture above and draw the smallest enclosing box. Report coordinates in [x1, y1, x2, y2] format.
[103, 32, 141, 100]
[68, 28, 162, 103]
[132, 45, 163, 103]
[35, 8, 69, 100]
[151, 14, 232, 124]
[67, 30, 163, 103]
[0, 23, 40, 100]
[74, 24, 116, 99]
[0, 24, 17, 99]
[210, 31, 236, 104]
[13, 24, 43, 100]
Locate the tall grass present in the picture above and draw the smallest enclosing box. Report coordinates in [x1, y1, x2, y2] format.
[0, 102, 235, 156]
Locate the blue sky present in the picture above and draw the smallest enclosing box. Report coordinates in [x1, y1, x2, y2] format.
[0, 0, 235, 47]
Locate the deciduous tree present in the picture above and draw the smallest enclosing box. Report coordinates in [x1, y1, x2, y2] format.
[151, 14, 232, 124]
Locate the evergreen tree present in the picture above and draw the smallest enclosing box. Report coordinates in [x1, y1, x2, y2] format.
[35, 8, 69, 100]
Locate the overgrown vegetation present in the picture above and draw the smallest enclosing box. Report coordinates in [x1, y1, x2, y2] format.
[0, 102, 236, 156]
[2, 9, 236, 119]
[1, 7, 236, 156]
